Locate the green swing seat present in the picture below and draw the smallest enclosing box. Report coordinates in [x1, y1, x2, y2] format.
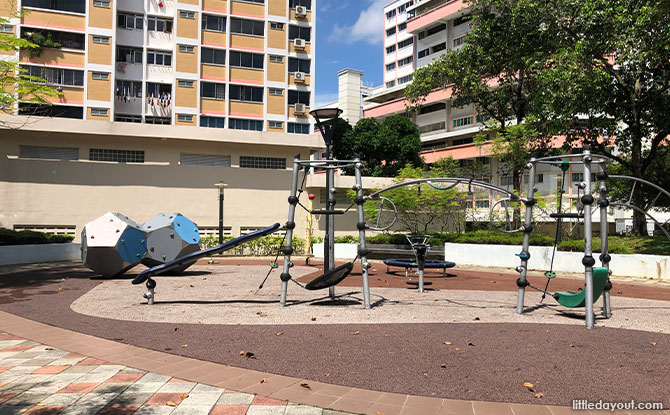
[554, 267, 609, 308]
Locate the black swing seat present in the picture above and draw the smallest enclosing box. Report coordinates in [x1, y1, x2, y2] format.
[132, 223, 281, 285]
[304, 262, 354, 290]
[310, 210, 346, 215]
[550, 212, 584, 219]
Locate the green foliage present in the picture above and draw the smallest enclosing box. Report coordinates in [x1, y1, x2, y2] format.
[199, 235, 307, 256]
[333, 115, 423, 177]
[365, 230, 555, 246]
[558, 236, 670, 256]
[334, 235, 358, 243]
[1, 15, 61, 111]
[0, 228, 74, 245]
[22, 30, 61, 57]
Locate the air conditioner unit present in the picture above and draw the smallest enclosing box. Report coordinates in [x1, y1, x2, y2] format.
[295, 5, 307, 16]
[294, 71, 306, 82]
[293, 38, 306, 49]
[294, 103, 306, 114]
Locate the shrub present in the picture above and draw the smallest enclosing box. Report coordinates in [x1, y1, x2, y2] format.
[334, 235, 358, 244]
[0, 228, 73, 245]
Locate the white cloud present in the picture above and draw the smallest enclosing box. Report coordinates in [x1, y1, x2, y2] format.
[327, 0, 386, 45]
[314, 91, 339, 108]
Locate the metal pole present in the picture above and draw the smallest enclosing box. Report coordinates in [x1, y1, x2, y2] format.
[325, 143, 336, 299]
[353, 157, 371, 308]
[280, 155, 301, 306]
[516, 157, 537, 314]
[218, 191, 224, 244]
[582, 147, 595, 329]
[598, 164, 612, 318]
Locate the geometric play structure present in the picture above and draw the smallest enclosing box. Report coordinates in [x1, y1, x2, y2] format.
[81, 212, 147, 277]
[383, 235, 456, 291]
[141, 213, 201, 274]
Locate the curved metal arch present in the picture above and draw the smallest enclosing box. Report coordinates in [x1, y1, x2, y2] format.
[609, 202, 670, 240]
[367, 178, 522, 201]
[609, 175, 670, 204]
[489, 198, 525, 233]
[532, 153, 611, 164]
[367, 196, 398, 232]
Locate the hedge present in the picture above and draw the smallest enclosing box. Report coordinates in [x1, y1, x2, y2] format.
[0, 228, 74, 246]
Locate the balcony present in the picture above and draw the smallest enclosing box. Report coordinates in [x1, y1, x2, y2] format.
[407, 0, 466, 34]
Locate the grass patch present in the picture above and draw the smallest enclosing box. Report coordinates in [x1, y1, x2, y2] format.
[558, 236, 670, 255]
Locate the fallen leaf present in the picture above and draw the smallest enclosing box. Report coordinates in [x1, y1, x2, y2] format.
[323, 373, 331, 377]
[300, 383, 311, 390]
[245, 352, 256, 360]
[166, 401, 177, 407]
[522, 381, 536, 392]
[444, 341, 452, 345]
[491, 280, 496, 283]
[515, 368, 521, 371]
[257, 312, 268, 317]
[189, 285, 194, 288]
[45, 347, 54, 350]
[473, 317, 480, 321]
[175, 285, 182, 289]
[569, 344, 575, 348]
[239, 351, 245, 355]
[58, 287, 63, 291]
[535, 392, 544, 399]
[552, 365, 557, 369]
[422, 372, 428, 377]
[174, 328, 179, 332]
[440, 363, 447, 368]
[181, 393, 189, 400]
[260, 378, 267, 383]
[350, 331, 360, 336]
[651, 342, 657, 346]
[276, 332, 283, 336]
[4, 290, 11, 293]
[181, 344, 188, 348]
[454, 348, 461, 351]
[467, 343, 474, 347]
[311, 317, 316, 321]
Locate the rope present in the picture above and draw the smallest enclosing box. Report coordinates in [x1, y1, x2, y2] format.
[541, 167, 567, 302]
[256, 233, 287, 292]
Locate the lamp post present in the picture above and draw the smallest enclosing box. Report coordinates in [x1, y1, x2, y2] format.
[310, 107, 343, 299]
[215, 181, 227, 244]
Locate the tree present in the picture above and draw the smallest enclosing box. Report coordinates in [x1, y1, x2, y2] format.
[533, 0, 670, 235]
[405, 0, 559, 225]
[0, 14, 60, 124]
[333, 115, 423, 177]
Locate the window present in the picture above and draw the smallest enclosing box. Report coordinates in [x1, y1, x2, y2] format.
[385, 62, 395, 71]
[200, 115, 225, 128]
[146, 83, 171, 98]
[269, 55, 283, 63]
[269, 121, 283, 129]
[287, 90, 310, 105]
[229, 51, 263, 69]
[475, 200, 490, 209]
[398, 22, 406, 31]
[177, 114, 193, 122]
[180, 153, 231, 166]
[453, 36, 465, 48]
[398, 74, 412, 84]
[93, 0, 109, 7]
[386, 27, 396, 37]
[21, 28, 85, 50]
[239, 0, 263, 3]
[0, 25, 12, 33]
[19, 145, 78, 160]
[269, 88, 283, 96]
[178, 44, 194, 53]
[90, 148, 144, 163]
[386, 45, 396, 54]
[118, 13, 143, 30]
[427, 23, 447, 37]
[201, 47, 226, 65]
[501, 176, 513, 186]
[147, 50, 172, 66]
[179, 10, 195, 19]
[287, 122, 309, 134]
[229, 118, 263, 131]
[452, 116, 473, 128]
[178, 79, 194, 88]
[398, 38, 413, 49]
[145, 116, 171, 124]
[398, 56, 413, 67]
[229, 85, 263, 102]
[419, 122, 446, 134]
[116, 80, 142, 98]
[432, 42, 446, 53]
[148, 16, 173, 33]
[288, 57, 310, 73]
[92, 72, 109, 80]
[23, 0, 85, 14]
[115, 113, 142, 123]
[289, 0, 311, 9]
[21, 65, 84, 87]
[453, 137, 473, 146]
[270, 22, 284, 30]
[201, 82, 225, 100]
[240, 156, 286, 169]
[385, 9, 396, 20]
[92, 35, 109, 44]
[117, 46, 143, 63]
[418, 48, 429, 59]
[202, 14, 226, 32]
[572, 173, 597, 183]
[454, 14, 472, 27]
[288, 25, 311, 41]
[419, 102, 446, 114]
[91, 107, 108, 116]
[386, 80, 395, 88]
[230, 17, 264, 36]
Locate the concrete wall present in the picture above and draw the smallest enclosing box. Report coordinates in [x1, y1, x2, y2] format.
[444, 243, 669, 280]
[0, 243, 82, 266]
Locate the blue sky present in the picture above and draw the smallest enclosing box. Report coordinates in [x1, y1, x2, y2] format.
[314, 0, 387, 107]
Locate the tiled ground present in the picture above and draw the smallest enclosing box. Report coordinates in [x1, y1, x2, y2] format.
[0, 333, 350, 415]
